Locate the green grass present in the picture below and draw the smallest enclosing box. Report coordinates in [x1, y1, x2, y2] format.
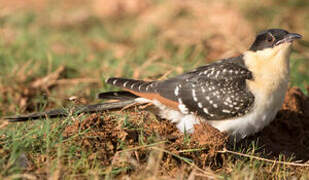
[1, 1, 309, 179]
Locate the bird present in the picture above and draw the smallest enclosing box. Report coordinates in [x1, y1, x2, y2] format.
[100, 29, 302, 140]
[6, 29, 302, 141]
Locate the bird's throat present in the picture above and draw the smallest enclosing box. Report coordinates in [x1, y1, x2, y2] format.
[243, 43, 291, 96]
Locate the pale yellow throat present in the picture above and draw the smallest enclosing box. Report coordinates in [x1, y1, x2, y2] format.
[244, 43, 292, 97]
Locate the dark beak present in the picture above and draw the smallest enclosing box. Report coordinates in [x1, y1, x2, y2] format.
[275, 33, 302, 46]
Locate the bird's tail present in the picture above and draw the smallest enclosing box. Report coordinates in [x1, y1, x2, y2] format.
[5, 99, 137, 122]
[106, 77, 157, 93]
[97, 91, 138, 101]
[5, 78, 153, 122]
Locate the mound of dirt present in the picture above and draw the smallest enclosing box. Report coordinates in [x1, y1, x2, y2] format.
[62, 109, 227, 177]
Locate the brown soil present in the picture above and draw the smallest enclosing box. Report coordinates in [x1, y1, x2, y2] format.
[62, 109, 227, 178]
[61, 87, 309, 178]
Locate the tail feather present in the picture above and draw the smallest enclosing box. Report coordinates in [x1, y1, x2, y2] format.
[106, 78, 157, 93]
[6, 109, 67, 122]
[97, 91, 138, 100]
[5, 100, 137, 122]
[6, 77, 156, 122]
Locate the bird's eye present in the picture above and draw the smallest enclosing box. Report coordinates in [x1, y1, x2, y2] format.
[267, 35, 274, 42]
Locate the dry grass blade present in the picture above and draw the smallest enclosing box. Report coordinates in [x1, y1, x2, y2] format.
[0, 121, 9, 129]
[132, 55, 160, 79]
[4, 173, 37, 180]
[31, 65, 65, 89]
[218, 148, 309, 167]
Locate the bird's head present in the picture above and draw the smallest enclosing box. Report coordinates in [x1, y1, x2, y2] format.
[244, 29, 302, 83]
[249, 29, 302, 52]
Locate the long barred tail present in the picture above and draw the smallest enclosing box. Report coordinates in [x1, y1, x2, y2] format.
[5, 100, 136, 122]
[106, 78, 157, 93]
[6, 77, 154, 122]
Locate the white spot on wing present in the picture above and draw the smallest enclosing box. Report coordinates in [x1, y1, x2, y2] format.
[215, 71, 220, 78]
[178, 98, 183, 104]
[174, 86, 180, 96]
[192, 89, 198, 102]
[222, 109, 231, 113]
[177, 98, 189, 114]
[123, 81, 128, 87]
[201, 87, 206, 93]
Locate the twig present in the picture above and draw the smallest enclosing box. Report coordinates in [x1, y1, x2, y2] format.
[217, 148, 309, 167]
[157, 70, 172, 80]
[120, 102, 143, 111]
[139, 102, 154, 109]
